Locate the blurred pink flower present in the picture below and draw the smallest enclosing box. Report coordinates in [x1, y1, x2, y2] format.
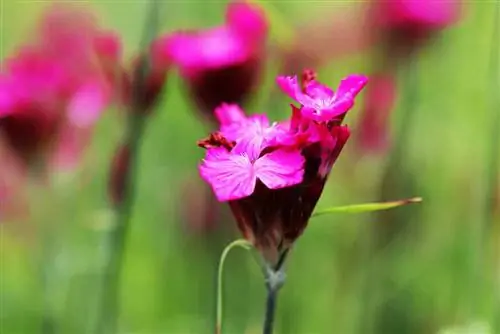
[154, 1, 268, 120]
[375, 0, 460, 31]
[0, 5, 122, 170]
[178, 176, 221, 234]
[355, 74, 396, 154]
[197, 70, 366, 261]
[352, 1, 461, 156]
[371, 0, 461, 56]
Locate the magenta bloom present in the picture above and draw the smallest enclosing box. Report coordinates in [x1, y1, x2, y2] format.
[198, 70, 367, 261]
[371, 0, 461, 55]
[154, 1, 268, 119]
[0, 5, 121, 169]
[277, 74, 368, 122]
[376, 0, 460, 30]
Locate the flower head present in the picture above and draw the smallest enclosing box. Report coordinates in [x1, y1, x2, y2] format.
[375, 0, 460, 31]
[0, 5, 122, 169]
[198, 70, 367, 263]
[371, 0, 461, 56]
[154, 1, 268, 119]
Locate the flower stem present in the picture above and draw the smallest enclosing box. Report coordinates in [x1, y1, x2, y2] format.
[486, 2, 500, 331]
[482, 0, 500, 241]
[262, 286, 278, 334]
[94, 1, 161, 333]
[261, 249, 289, 334]
[40, 228, 56, 334]
[95, 114, 147, 334]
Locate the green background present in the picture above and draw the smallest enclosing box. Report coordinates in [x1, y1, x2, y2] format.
[1, 1, 499, 333]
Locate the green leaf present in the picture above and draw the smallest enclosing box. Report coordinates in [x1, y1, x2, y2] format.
[216, 239, 253, 334]
[312, 197, 423, 218]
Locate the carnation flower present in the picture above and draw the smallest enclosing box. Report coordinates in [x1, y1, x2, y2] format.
[198, 70, 367, 263]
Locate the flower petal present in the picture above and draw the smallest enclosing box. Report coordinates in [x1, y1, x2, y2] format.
[0, 77, 16, 117]
[276, 75, 302, 101]
[166, 28, 248, 72]
[254, 149, 304, 189]
[324, 99, 355, 117]
[199, 148, 257, 201]
[67, 81, 108, 128]
[231, 114, 270, 160]
[214, 103, 246, 126]
[226, 1, 268, 45]
[51, 125, 89, 170]
[304, 80, 334, 100]
[336, 74, 368, 99]
[318, 125, 350, 177]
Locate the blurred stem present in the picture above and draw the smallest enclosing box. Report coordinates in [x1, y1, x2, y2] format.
[41, 224, 56, 334]
[487, 1, 500, 330]
[363, 57, 420, 334]
[29, 163, 57, 334]
[95, 113, 147, 334]
[387, 58, 419, 171]
[483, 0, 500, 241]
[95, 0, 161, 333]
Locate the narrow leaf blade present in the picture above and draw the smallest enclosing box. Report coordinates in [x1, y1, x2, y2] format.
[312, 197, 422, 218]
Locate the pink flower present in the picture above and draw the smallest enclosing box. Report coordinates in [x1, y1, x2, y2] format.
[355, 74, 396, 154]
[197, 70, 367, 262]
[277, 74, 368, 122]
[375, 0, 460, 31]
[154, 1, 268, 119]
[371, 0, 461, 56]
[0, 5, 122, 169]
[159, 1, 267, 74]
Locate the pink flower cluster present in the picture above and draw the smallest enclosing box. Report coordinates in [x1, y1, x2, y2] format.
[198, 70, 367, 257]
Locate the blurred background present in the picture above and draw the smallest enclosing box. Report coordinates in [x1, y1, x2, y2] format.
[1, 0, 499, 333]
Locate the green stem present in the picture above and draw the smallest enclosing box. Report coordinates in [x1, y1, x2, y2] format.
[487, 2, 500, 331]
[482, 0, 500, 240]
[95, 113, 147, 334]
[41, 227, 56, 334]
[94, 0, 161, 333]
[261, 249, 289, 334]
[363, 57, 420, 334]
[262, 287, 278, 334]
